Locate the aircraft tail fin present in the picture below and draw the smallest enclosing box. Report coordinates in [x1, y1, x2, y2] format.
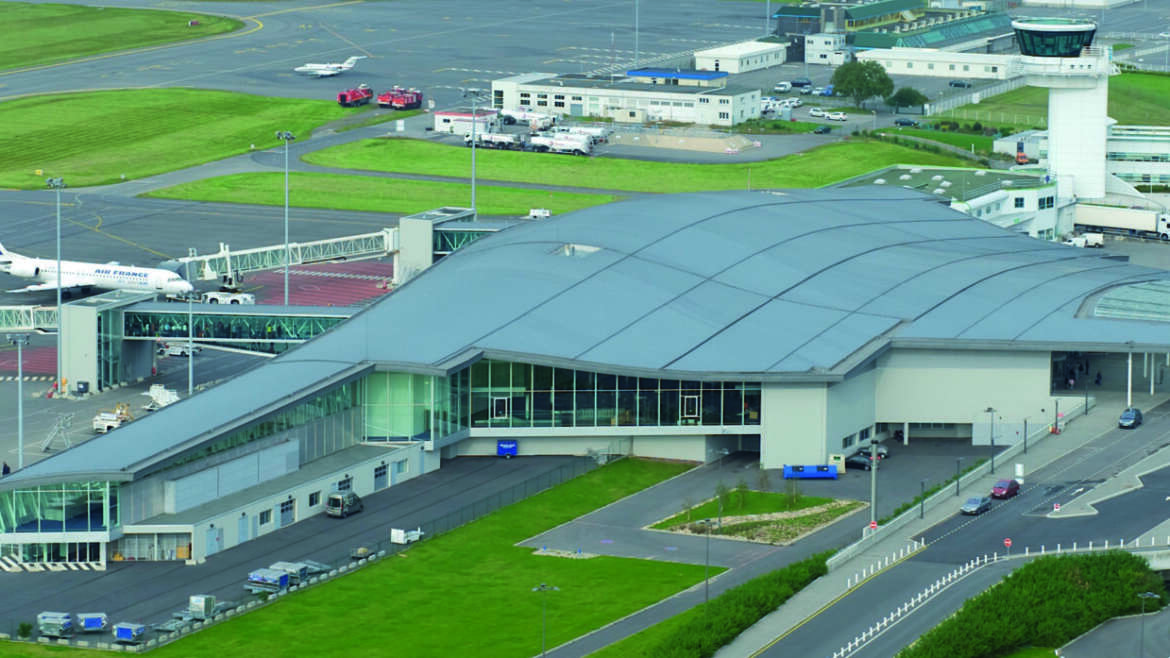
[343, 55, 368, 68]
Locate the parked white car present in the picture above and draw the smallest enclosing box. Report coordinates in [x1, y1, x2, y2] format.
[786, 98, 803, 108]
[827, 111, 848, 121]
[808, 107, 826, 118]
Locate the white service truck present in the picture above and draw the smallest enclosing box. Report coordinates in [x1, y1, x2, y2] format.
[1074, 204, 1170, 241]
[202, 291, 255, 304]
[501, 108, 556, 129]
[528, 133, 591, 156]
[552, 125, 612, 144]
[464, 132, 523, 150]
[1062, 233, 1104, 248]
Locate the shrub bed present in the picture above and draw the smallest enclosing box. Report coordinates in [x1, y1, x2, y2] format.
[641, 551, 832, 658]
[898, 551, 1165, 658]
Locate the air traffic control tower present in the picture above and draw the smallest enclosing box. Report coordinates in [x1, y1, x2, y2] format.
[1013, 18, 1112, 200]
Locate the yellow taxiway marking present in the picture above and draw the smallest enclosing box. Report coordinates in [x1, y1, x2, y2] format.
[250, 0, 364, 19]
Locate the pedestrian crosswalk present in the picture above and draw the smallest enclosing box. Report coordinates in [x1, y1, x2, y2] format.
[0, 555, 103, 573]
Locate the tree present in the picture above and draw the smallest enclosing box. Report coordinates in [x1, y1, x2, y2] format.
[830, 60, 894, 109]
[886, 86, 930, 114]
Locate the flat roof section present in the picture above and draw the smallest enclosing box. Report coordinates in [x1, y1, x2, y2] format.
[626, 68, 729, 80]
[837, 165, 1051, 203]
[693, 40, 785, 58]
[524, 75, 751, 96]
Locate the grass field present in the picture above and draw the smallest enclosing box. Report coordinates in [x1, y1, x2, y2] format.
[0, 2, 242, 70]
[945, 72, 1170, 128]
[653, 491, 834, 529]
[0, 459, 706, 657]
[886, 127, 994, 154]
[145, 172, 621, 215]
[1001, 649, 1058, 658]
[332, 108, 425, 133]
[736, 118, 821, 134]
[0, 90, 369, 189]
[304, 138, 976, 193]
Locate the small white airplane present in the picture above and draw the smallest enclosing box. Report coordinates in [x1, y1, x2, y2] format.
[0, 243, 194, 296]
[293, 55, 367, 77]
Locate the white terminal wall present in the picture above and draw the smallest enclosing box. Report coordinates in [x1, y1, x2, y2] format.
[1047, 84, 1108, 200]
[856, 48, 1014, 79]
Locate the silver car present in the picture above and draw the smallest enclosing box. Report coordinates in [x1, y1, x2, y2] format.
[960, 496, 992, 515]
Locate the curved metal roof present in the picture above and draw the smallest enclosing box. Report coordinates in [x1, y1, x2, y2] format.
[299, 188, 1170, 376]
[9, 188, 1170, 490]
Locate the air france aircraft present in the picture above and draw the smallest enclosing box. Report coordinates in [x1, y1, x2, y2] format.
[293, 55, 367, 77]
[0, 243, 194, 296]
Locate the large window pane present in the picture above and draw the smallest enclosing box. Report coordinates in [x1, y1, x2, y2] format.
[554, 391, 574, 427]
[637, 378, 658, 426]
[533, 391, 553, 427]
[723, 385, 744, 426]
[702, 383, 722, 425]
[575, 390, 596, 426]
[744, 385, 761, 425]
[597, 390, 616, 426]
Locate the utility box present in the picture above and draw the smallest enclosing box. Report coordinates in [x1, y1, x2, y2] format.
[269, 561, 310, 586]
[189, 594, 216, 620]
[391, 527, 425, 544]
[245, 568, 290, 594]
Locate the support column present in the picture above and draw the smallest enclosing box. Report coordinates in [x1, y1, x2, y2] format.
[1128, 352, 1134, 408]
[902, 421, 909, 446]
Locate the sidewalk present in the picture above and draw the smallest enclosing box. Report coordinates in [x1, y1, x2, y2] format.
[717, 390, 1170, 658]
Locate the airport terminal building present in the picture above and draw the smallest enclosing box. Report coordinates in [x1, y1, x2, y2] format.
[6, 188, 1170, 567]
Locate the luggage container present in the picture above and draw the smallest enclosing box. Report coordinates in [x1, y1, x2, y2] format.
[391, 527, 425, 544]
[244, 567, 289, 594]
[37, 612, 73, 638]
[113, 622, 146, 644]
[189, 594, 216, 620]
[269, 561, 310, 586]
[77, 613, 108, 633]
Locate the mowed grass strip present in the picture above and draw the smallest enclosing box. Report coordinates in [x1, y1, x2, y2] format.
[303, 138, 977, 192]
[0, 2, 242, 70]
[949, 72, 1170, 127]
[882, 127, 994, 154]
[145, 172, 622, 216]
[0, 89, 367, 189]
[136, 459, 707, 658]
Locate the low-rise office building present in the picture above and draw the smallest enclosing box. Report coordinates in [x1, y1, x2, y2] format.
[694, 40, 787, 73]
[998, 125, 1170, 190]
[491, 72, 760, 126]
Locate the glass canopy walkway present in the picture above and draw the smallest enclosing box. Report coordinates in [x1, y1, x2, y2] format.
[123, 302, 356, 355]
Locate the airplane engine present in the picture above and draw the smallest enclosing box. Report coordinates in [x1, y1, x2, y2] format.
[8, 262, 40, 278]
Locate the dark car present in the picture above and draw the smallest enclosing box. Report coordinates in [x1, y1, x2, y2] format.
[893, 118, 919, 127]
[790, 77, 813, 87]
[991, 479, 1020, 499]
[845, 453, 876, 471]
[813, 125, 831, 134]
[1119, 407, 1143, 429]
[960, 496, 992, 515]
[326, 491, 364, 518]
[949, 79, 973, 88]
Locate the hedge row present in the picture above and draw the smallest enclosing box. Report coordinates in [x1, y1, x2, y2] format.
[647, 551, 832, 658]
[898, 551, 1165, 658]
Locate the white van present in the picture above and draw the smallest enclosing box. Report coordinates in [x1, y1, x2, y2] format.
[773, 81, 792, 93]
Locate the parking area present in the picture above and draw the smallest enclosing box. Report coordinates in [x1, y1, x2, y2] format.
[0, 454, 586, 640]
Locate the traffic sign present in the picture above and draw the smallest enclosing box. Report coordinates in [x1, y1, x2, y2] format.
[869, 520, 878, 530]
[1053, 502, 1061, 512]
[1004, 537, 1012, 548]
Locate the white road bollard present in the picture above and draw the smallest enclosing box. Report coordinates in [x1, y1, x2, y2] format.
[1073, 542, 1077, 551]
[1041, 545, 1045, 554]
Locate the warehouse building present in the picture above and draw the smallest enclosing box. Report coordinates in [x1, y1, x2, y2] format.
[6, 188, 1170, 568]
[693, 40, 787, 73]
[491, 72, 760, 126]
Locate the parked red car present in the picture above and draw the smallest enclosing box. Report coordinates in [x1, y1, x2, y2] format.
[991, 479, 1020, 499]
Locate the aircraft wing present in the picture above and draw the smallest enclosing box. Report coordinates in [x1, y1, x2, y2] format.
[8, 276, 97, 293]
[313, 69, 341, 77]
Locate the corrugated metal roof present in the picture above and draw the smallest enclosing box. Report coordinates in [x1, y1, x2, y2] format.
[847, 0, 924, 22]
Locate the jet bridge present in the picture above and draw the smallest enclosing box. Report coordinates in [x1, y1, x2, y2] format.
[172, 229, 399, 284]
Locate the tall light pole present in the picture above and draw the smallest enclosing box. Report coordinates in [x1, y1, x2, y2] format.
[985, 407, 996, 473]
[765, 0, 771, 36]
[634, 0, 640, 69]
[869, 438, 879, 523]
[1138, 591, 1159, 658]
[275, 131, 296, 306]
[460, 88, 483, 217]
[955, 457, 963, 497]
[46, 177, 66, 397]
[532, 582, 559, 657]
[7, 334, 29, 469]
[185, 259, 194, 396]
[702, 518, 712, 604]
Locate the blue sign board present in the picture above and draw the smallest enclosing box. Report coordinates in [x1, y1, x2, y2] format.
[497, 440, 518, 458]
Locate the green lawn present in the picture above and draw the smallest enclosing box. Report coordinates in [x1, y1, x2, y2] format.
[0, 459, 709, 658]
[945, 72, 1170, 128]
[304, 138, 977, 192]
[1000, 649, 1058, 658]
[0, 2, 242, 70]
[0, 89, 369, 189]
[333, 108, 426, 133]
[653, 491, 834, 529]
[1112, 43, 1134, 51]
[736, 118, 821, 134]
[886, 127, 994, 154]
[144, 172, 621, 216]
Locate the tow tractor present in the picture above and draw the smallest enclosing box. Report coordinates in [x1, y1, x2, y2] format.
[93, 403, 133, 433]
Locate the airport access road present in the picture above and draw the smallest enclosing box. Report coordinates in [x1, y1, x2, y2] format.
[759, 400, 1170, 658]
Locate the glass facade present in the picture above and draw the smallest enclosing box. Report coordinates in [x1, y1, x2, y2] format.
[455, 360, 760, 430]
[124, 310, 346, 354]
[0, 481, 119, 534]
[161, 381, 361, 472]
[360, 361, 760, 443]
[434, 229, 493, 255]
[1014, 27, 1095, 57]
